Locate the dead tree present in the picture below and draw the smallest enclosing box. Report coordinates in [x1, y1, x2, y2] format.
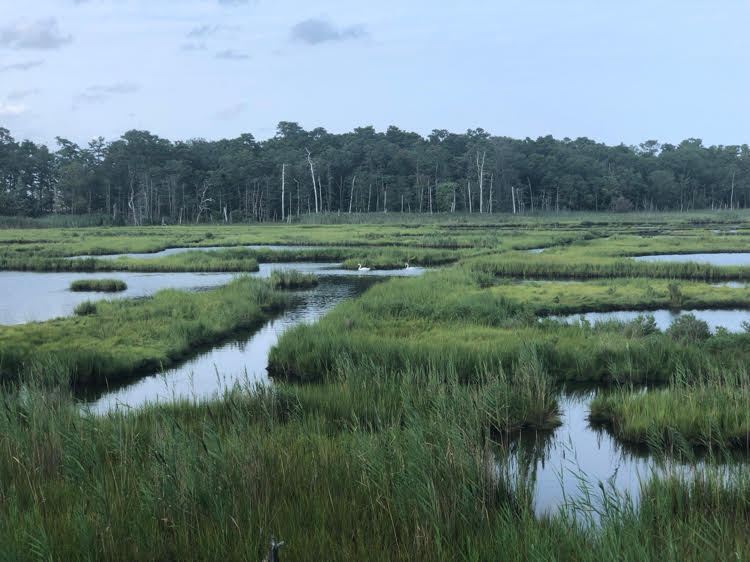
[475, 150, 486, 213]
[305, 148, 319, 213]
[195, 181, 213, 223]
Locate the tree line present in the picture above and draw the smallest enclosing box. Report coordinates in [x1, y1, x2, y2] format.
[1, 122, 749, 223]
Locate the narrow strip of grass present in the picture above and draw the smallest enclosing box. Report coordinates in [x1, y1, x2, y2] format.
[70, 279, 127, 292]
[0, 249, 260, 272]
[0, 275, 287, 386]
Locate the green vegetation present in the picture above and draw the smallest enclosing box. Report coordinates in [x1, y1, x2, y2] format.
[4, 215, 750, 558]
[0, 248, 261, 273]
[1, 363, 748, 559]
[269, 269, 750, 385]
[0, 276, 286, 386]
[70, 279, 127, 292]
[590, 367, 750, 450]
[3, 123, 750, 222]
[268, 269, 319, 289]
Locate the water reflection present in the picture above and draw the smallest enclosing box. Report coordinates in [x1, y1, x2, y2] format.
[551, 309, 750, 333]
[633, 252, 750, 266]
[501, 390, 748, 517]
[0, 262, 419, 325]
[81, 267, 423, 413]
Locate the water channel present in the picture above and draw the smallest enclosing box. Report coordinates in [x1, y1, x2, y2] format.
[633, 252, 750, 266]
[3, 261, 746, 516]
[552, 308, 750, 333]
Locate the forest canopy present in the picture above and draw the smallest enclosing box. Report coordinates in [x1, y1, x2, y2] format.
[1, 123, 748, 223]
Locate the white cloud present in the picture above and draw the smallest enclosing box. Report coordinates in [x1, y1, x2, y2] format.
[0, 18, 72, 50]
[0, 101, 27, 116]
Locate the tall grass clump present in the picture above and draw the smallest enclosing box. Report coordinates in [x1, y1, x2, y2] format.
[70, 278, 127, 292]
[73, 300, 98, 316]
[590, 366, 750, 450]
[268, 269, 319, 289]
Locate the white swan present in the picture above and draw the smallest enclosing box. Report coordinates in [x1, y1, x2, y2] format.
[357, 263, 370, 272]
[404, 262, 413, 269]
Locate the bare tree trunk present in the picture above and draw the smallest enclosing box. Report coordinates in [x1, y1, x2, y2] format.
[196, 181, 213, 223]
[305, 148, 318, 213]
[511, 185, 516, 214]
[367, 183, 372, 212]
[467, 180, 472, 213]
[475, 151, 486, 213]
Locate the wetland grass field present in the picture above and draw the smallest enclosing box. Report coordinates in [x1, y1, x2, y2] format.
[2, 212, 750, 560]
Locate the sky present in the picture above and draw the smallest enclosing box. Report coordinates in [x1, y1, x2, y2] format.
[0, 0, 748, 149]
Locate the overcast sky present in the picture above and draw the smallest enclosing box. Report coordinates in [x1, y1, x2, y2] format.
[1, 0, 748, 148]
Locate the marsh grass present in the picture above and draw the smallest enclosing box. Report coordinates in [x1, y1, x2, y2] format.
[590, 367, 750, 450]
[0, 276, 287, 386]
[268, 269, 319, 289]
[0, 363, 748, 559]
[269, 270, 750, 386]
[70, 279, 127, 292]
[4, 214, 750, 558]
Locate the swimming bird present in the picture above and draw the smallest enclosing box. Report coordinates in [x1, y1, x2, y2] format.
[404, 262, 413, 269]
[357, 263, 370, 272]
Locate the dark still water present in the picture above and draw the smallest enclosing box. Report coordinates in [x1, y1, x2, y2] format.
[0, 263, 415, 325]
[551, 308, 750, 333]
[81, 267, 423, 413]
[503, 390, 747, 518]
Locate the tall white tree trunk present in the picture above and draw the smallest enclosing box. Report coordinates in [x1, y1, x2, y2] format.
[305, 148, 318, 213]
[475, 151, 486, 213]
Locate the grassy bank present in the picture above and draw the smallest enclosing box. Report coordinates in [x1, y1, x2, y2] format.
[70, 279, 127, 292]
[269, 269, 750, 385]
[0, 276, 287, 386]
[590, 368, 750, 450]
[0, 248, 261, 273]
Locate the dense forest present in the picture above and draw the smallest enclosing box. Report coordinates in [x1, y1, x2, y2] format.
[1, 123, 748, 223]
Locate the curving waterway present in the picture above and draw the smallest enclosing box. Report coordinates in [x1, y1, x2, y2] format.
[2, 262, 746, 515]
